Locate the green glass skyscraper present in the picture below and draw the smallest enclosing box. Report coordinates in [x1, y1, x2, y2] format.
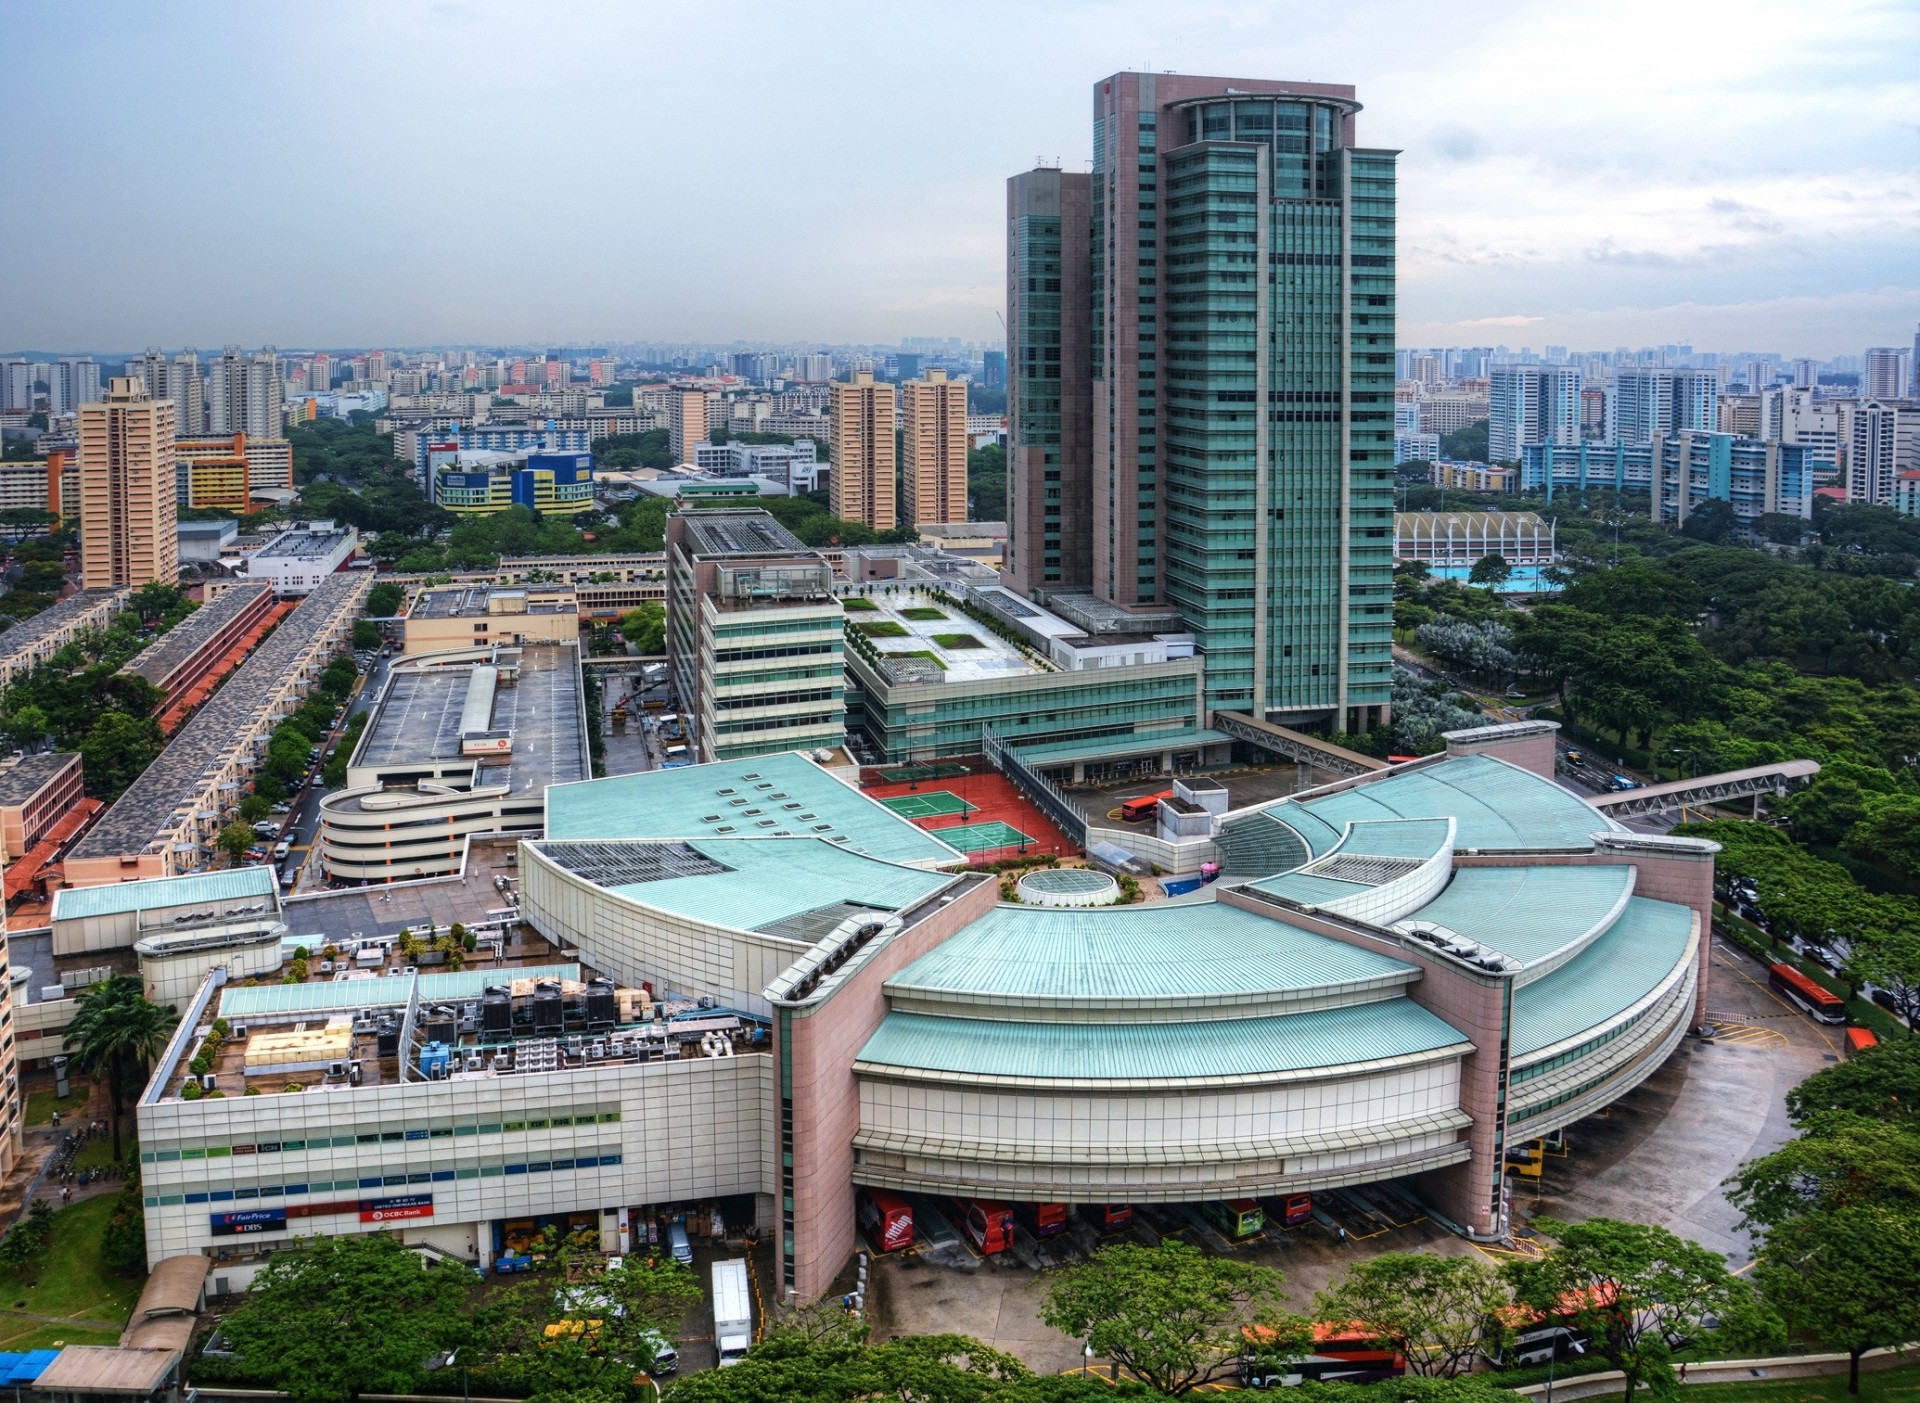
[1006, 72, 1396, 733]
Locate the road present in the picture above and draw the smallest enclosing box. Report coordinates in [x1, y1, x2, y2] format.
[285, 649, 393, 894]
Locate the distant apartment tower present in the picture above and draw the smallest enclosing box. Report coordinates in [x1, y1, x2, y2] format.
[667, 390, 707, 464]
[900, 368, 968, 524]
[1847, 401, 1920, 507]
[1488, 365, 1581, 460]
[829, 370, 897, 529]
[0, 360, 32, 412]
[1863, 347, 1909, 401]
[208, 346, 284, 438]
[135, 348, 204, 437]
[52, 358, 101, 416]
[981, 349, 1006, 389]
[1609, 368, 1718, 446]
[77, 378, 179, 589]
[1006, 72, 1397, 729]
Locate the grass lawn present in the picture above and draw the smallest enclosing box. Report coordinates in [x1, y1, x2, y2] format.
[0, 1322, 121, 1350]
[854, 619, 909, 638]
[1681, 1360, 1920, 1400]
[24, 1086, 89, 1126]
[840, 596, 879, 612]
[900, 606, 947, 621]
[931, 633, 985, 649]
[0, 1195, 144, 1326]
[73, 1134, 134, 1172]
[883, 650, 947, 671]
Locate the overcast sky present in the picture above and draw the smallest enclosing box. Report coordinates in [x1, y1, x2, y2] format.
[4, 0, 1916, 357]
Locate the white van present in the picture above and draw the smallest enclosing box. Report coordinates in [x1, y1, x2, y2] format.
[272, 839, 292, 861]
[666, 1219, 692, 1266]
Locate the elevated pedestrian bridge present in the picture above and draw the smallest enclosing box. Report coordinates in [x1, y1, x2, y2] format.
[1586, 759, 1819, 819]
[1211, 711, 1389, 777]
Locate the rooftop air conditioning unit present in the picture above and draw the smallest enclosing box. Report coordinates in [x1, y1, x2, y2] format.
[199, 1074, 218, 1090]
[231, 1025, 249, 1039]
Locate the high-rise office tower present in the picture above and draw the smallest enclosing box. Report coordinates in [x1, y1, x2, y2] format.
[829, 370, 897, 529]
[667, 390, 707, 464]
[1004, 167, 1093, 595]
[77, 378, 179, 589]
[900, 367, 968, 525]
[1006, 72, 1396, 730]
[1609, 367, 1718, 445]
[1864, 346, 1909, 400]
[208, 346, 283, 438]
[981, 349, 1006, 390]
[52, 358, 101, 416]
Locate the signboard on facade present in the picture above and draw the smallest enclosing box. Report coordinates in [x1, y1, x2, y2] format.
[210, 1208, 287, 1236]
[360, 1194, 434, 1223]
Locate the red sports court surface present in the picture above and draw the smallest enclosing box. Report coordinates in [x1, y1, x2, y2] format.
[860, 760, 1077, 864]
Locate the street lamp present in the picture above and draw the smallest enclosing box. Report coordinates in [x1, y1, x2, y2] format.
[1083, 1342, 1094, 1378]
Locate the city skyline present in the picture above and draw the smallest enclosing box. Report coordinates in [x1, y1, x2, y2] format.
[3, 0, 1916, 354]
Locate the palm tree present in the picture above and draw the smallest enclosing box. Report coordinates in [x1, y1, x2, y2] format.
[66, 975, 178, 1161]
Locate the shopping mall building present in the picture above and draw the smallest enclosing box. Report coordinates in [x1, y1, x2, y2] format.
[137, 724, 1712, 1302]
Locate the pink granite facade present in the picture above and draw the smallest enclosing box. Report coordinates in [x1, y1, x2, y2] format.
[776, 875, 999, 1302]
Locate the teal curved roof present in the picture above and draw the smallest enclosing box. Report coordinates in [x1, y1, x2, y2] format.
[886, 899, 1415, 1005]
[1282, 755, 1615, 852]
[1401, 865, 1635, 969]
[544, 752, 959, 866]
[607, 838, 954, 934]
[1511, 896, 1694, 1058]
[857, 999, 1469, 1082]
[1337, 818, 1453, 861]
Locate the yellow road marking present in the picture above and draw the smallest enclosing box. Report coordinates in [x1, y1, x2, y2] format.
[1711, 945, 1839, 1057]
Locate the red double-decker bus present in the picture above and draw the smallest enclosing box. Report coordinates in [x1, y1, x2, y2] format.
[1768, 963, 1848, 1025]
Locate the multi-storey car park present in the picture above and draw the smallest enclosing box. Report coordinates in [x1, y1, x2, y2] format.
[65, 573, 370, 886]
[317, 643, 589, 884]
[137, 726, 1713, 1307]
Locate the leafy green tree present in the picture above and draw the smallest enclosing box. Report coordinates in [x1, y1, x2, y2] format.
[352, 619, 382, 651]
[66, 974, 178, 1160]
[1039, 1241, 1306, 1395]
[217, 821, 255, 866]
[215, 1234, 475, 1403]
[6, 703, 48, 748]
[1439, 419, 1488, 462]
[130, 581, 186, 625]
[366, 581, 406, 618]
[1503, 1218, 1756, 1399]
[1730, 1117, 1920, 1224]
[968, 442, 1006, 521]
[617, 603, 665, 655]
[1679, 498, 1740, 544]
[238, 793, 272, 823]
[1752, 1203, 1920, 1394]
[79, 712, 163, 800]
[1313, 1252, 1509, 1378]
[1468, 553, 1512, 588]
[1851, 922, 1920, 1036]
[1784, 1037, 1920, 1124]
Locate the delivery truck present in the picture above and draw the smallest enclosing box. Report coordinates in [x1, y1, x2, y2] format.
[711, 1258, 752, 1368]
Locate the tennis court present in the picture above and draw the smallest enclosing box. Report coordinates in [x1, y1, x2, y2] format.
[933, 820, 1036, 853]
[880, 790, 977, 819]
[877, 761, 970, 784]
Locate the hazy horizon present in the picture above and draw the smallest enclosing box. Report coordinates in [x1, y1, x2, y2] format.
[4, 0, 1916, 358]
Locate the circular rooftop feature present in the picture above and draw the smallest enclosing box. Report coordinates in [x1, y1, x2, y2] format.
[1017, 867, 1119, 908]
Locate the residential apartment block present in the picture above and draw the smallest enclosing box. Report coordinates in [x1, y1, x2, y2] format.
[78, 378, 179, 590]
[900, 368, 968, 525]
[829, 371, 896, 529]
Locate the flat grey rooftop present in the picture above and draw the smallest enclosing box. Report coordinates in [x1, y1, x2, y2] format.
[254, 526, 354, 560]
[73, 574, 364, 861]
[0, 752, 76, 805]
[121, 583, 271, 686]
[679, 510, 810, 557]
[353, 644, 586, 798]
[0, 589, 127, 665]
[411, 586, 572, 619]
